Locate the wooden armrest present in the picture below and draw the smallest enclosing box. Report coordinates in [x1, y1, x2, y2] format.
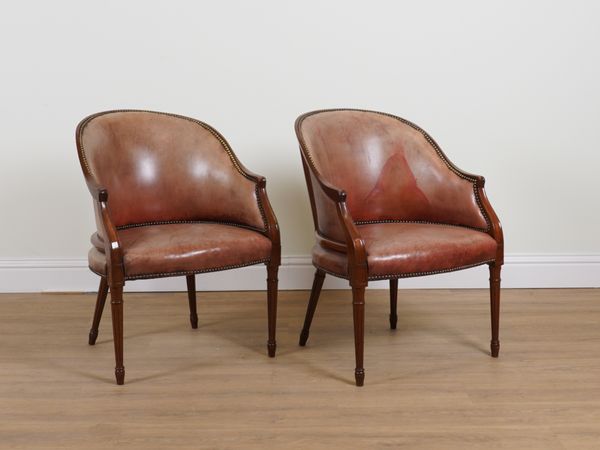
[253, 176, 281, 265]
[300, 153, 367, 284]
[88, 185, 125, 285]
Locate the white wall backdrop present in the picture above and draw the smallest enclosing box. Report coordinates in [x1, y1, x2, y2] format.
[0, 1, 598, 291]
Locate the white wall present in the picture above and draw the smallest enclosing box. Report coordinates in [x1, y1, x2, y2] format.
[0, 1, 598, 291]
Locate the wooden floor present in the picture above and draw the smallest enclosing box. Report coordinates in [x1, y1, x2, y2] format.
[1, 288, 599, 449]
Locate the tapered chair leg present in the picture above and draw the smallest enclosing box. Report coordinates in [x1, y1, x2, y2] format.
[110, 284, 125, 385]
[489, 263, 502, 358]
[266, 263, 279, 357]
[299, 269, 326, 346]
[352, 285, 366, 386]
[186, 275, 198, 329]
[389, 278, 398, 330]
[89, 277, 109, 345]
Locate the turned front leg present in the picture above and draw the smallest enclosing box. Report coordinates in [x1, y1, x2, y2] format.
[266, 263, 279, 357]
[489, 263, 502, 357]
[110, 283, 125, 385]
[352, 285, 366, 386]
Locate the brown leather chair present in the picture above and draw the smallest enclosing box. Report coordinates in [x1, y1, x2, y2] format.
[295, 109, 503, 386]
[76, 110, 280, 385]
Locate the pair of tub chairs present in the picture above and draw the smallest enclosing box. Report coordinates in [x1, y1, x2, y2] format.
[76, 109, 503, 386]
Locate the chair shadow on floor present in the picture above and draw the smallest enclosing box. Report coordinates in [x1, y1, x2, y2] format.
[60, 297, 277, 384]
[63, 292, 491, 385]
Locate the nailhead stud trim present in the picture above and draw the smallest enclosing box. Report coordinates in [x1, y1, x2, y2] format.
[313, 259, 495, 281]
[368, 259, 496, 280]
[90, 258, 270, 281]
[354, 219, 487, 233]
[116, 219, 265, 234]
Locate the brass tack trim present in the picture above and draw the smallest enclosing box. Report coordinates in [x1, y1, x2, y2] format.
[254, 183, 269, 231]
[368, 259, 496, 280]
[313, 259, 495, 281]
[116, 219, 265, 234]
[354, 219, 487, 233]
[90, 258, 271, 281]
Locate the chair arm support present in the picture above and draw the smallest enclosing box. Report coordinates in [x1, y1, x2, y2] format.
[254, 176, 281, 266]
[88, 183, 125, 285]
[335, 201, 368, 286]
[301, 155, 368, 284]
[456, 172, 504, 262]
[476, 181, 504, 265]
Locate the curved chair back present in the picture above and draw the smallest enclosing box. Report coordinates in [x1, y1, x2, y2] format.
[296, 109, 488, 232]
[77, 110, 265, 230]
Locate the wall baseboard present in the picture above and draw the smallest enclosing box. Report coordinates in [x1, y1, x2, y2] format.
[0, 254, 598, 293]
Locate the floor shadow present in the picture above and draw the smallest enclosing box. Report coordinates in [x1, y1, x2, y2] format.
[93, 320, 223, 345]
[34, 358, 117, 384]
[126, 362, 206, 384]
[410, 320, 489, 355]
[288, 347, 355, 386]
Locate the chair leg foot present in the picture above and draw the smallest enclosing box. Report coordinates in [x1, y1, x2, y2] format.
[267, 341, 276, 358]
[491, 341, 500, 358]
[489, 263, 501, 359]
[88, 329, 99, 346]
[299, 329, 310, 346]
[115, 366, 125, 385]
[389, 314, 397, 330]
[190, 314, 198, 329]
[355, 368, 365, 387]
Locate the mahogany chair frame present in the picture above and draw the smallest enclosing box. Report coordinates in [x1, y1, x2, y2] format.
[76, 110, 281, 385]
[295, 109, 504, 386]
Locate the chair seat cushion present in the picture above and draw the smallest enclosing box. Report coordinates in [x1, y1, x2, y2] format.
[313, 222, 497, 279]
[89, 223, 272, 279]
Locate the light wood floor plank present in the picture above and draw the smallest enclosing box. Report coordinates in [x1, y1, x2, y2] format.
[0, 288, 599, 449]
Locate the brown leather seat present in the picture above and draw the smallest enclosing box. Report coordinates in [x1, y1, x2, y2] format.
[89, 223, 272, 279]
[76, 110, 280, 385]
[295, 109, 504, 387]
[313, 222, 497, 279]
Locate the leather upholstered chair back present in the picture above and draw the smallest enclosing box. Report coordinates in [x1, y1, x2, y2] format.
[77, 110, 266, 231]
[297, 110, 489, 234]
